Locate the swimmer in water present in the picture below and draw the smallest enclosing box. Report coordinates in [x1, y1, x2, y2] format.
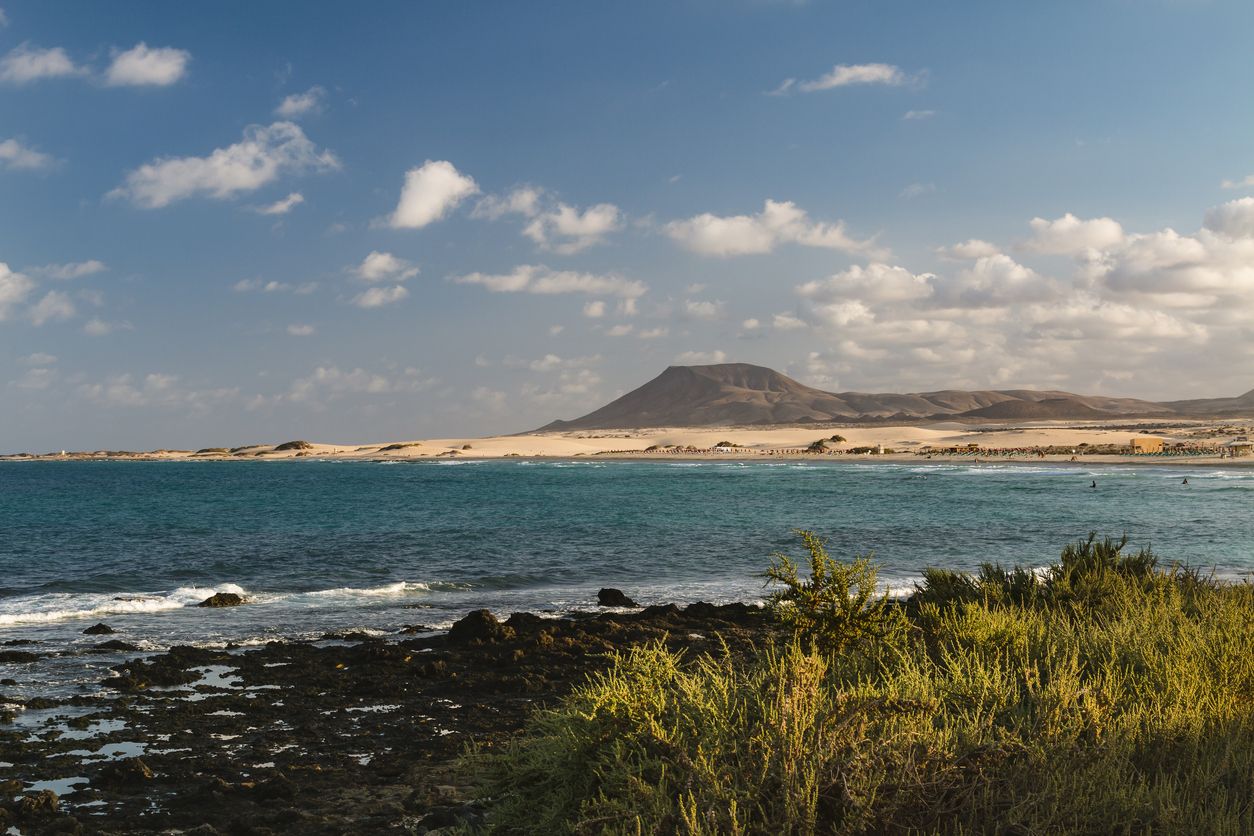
[1090, 480, 1097, 489]
[1182, 478, 1189, 485]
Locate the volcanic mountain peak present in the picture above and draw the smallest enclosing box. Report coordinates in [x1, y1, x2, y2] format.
[535, 363, 1250, 431]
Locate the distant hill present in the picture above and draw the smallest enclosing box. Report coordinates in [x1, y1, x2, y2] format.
[536, 363, 1245, 430]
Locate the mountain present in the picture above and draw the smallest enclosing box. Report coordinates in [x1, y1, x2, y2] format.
[536, 363, 1245, 430]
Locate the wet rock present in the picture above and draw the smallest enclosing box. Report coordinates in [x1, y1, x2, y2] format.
[93, 639, 140, 652]
[597, 588, 639, 608]
[0, 650, 37, 663]
[640, 603, 681, 618]
[3, 638, 36, 646]
[198, 592, 245, 608]
[17, 789, 59, 815]
[448, 609, 504, 644]
[0, 678, 16, 686]
[83, 623, 116, 635]
[97, 757, 155, 788]
[252, 772, 297, 801]
[505, 612, 547, 633]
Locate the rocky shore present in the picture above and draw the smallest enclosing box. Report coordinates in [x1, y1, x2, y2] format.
[1, 601, 773, 834]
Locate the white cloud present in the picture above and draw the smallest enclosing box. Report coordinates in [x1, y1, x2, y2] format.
[31, 260, 106, 280]
[798, 263, 934, 305]
[352, 285, 408, 308]
[683, 299, 726, 320]
[605, 324, 634, 337]
[13, 367, 56, 390]
[84, 319, 127, 338]
[275, 86, 325, 119]
[774, 63, 916, 95]
[1, 263, 36, 320]
[0, 138, 54, 170]
[255, 192, 305, 215]
[582, 300, 606, 318]
[1220, 174, 1254, 190]
[22, 352, 57, 365]
[472, 186, 543, 220]
[233, 278, 317, 294]
[79, 372, 238, 410]
[286, 323, 315, 336]
[1202, 196, 1254, 239]
[352, 251, 418, 282]
[903, 109, 936, 120]
[105, 43, 190, 87]
[111, 122, 339, 208]
[520, 353, 601, 373]
[388, 160, 478, 229]
[674, 350, 727, 365]
[0, 8, 8, 28]
[474, 186, 622, 253]
[0, 44, 82, 84]
[454, 265, 646, 298]
[637, 327, 668, 339]
[741, 318, 761, 330]
[1026, 213, 1125, 255]
[939, 254, 1049, 307]
[522, 203, 622, 254]
[84, 317, 131, 336]
[772, 312, 807, 330]
[28, 290, 76, 325]
[665, 199, 883, 258]
[285, 365, 435, 404]
[900, 182, 935, 200]
[936, 239, 1000, 260]
[472, 386, 508, 412]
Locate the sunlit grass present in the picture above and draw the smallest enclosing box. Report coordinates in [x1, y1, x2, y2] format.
[469, 533, 1254, 834]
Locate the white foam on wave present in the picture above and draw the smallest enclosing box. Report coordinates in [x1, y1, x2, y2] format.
[301, 581, 430, 599]
[0, 584, 250, 627]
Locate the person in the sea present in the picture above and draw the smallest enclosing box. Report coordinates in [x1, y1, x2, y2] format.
[1182, 478, 1189, 485]
[1090, 480, 1097, 489]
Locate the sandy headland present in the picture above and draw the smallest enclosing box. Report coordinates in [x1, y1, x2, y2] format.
[7, 418, 1254, 466]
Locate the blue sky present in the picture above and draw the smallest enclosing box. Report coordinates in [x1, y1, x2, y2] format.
[3, 0, 1254, 451]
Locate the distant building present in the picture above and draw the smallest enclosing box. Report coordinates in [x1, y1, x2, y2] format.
[1223, 439, 1254, 457]
[1130, 437, 1164, 454]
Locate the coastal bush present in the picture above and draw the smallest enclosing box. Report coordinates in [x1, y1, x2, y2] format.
[765, 530, 905, 655]
[470, 535, 1254, 834]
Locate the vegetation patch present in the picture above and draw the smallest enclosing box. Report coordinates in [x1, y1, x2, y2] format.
[470, 532, 1254, 834]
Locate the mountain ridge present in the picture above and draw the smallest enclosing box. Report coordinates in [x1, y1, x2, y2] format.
[537, 363, 1246, 430]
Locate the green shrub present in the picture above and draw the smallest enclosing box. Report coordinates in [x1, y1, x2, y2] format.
[470, 534, 1254, 834]
[765, 530, 905, 655]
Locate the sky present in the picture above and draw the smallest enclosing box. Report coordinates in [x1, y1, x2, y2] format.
[3, 0, 1254, 451]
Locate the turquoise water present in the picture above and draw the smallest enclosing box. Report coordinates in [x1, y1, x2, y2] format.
[2, 459, 1252, 692]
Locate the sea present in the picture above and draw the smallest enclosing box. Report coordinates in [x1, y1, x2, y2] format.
[3, 458, 1253, 697]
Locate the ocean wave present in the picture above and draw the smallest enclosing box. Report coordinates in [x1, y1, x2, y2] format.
[0, 584, 250, 627]
[301, 581, 431, 599]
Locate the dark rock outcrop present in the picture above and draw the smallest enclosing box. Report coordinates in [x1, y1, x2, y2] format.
[83, 623, 116, 635]
[448, 609, 505, 644]
[197, 592, 244, 608]
[97, 758, 155, 789]
[597, 588, 639, 608]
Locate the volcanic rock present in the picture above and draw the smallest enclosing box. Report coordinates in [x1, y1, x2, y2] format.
[597, 588, 639, 608]
[197, 592, 245, 608]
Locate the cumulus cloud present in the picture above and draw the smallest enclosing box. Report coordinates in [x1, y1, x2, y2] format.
[798, 263, 934, 305]
[255, 192, 305, 215]
[28, 290, 75, 325]
[1202, 196, 1254, 239]
[284, 366, 435, 404]
[286, 323, 315, 336]
[111, 122, 339, 208]
[899, 182, 935, 200]
[0, 44, 82, 84]
[683, 299, 726, 320]
[1025, 213, 1125, 255]
[31, 260, 106, 280]
[352, 251, 418, 282]
[474, 186, 622, 253]
[665, 199, 882, 258]
[275, 86, 325, 119]
[773, 62, 916, 95]
[903, 109, 936, 120]
[22, 352, 57, 365]
[605, 324, 634, 337]
[233, 278, 318, 294]
[0, 262, 34, 319]
[936, 239, 1000, 260]
[454, 265, 646, 298]
[352, 285, 408, 308]
[83, 317, 132, 336]
[79, 372, 238, 411]
[582, 300, 606, 318]
[0, 138, 54, 170]
[105, 43, 190, 86]
[388, 160, 478, 229]
[772, 312, 806, 330]
[1220, 174, 1254, 190]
